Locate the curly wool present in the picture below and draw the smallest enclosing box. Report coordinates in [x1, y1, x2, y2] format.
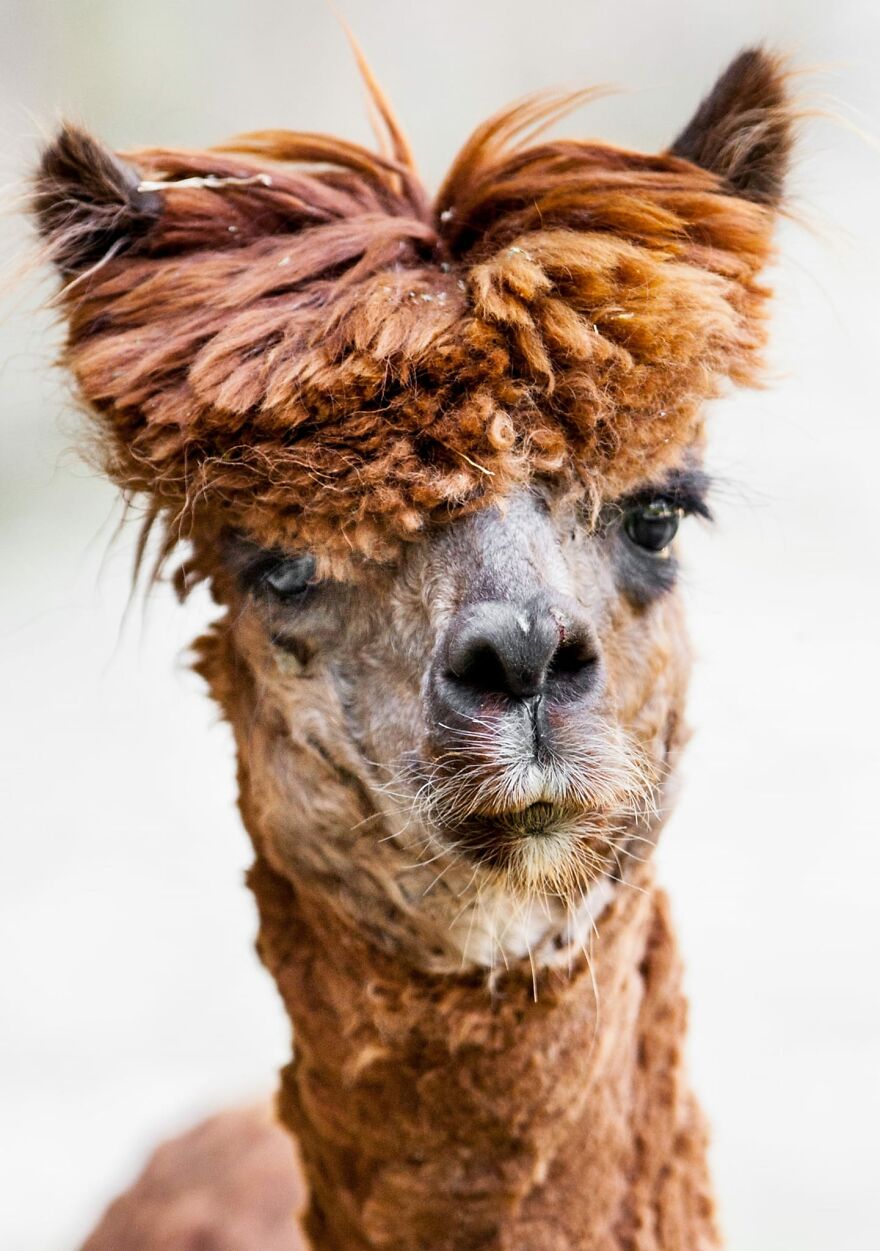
[39, 95, 777, 565]
[251, 854, 720, 1251]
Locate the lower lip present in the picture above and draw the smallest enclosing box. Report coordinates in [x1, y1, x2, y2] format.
[511, 802, 558, 834]
[466, 802, 560, 837]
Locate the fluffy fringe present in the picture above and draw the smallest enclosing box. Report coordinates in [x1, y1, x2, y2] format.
[34, 60, 788, 570]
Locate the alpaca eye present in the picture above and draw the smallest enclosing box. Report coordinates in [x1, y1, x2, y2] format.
[624, 501, 682, 553]
[263, 553, 317, 600]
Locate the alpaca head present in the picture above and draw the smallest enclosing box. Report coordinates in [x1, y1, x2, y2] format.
[33, 49, 792, 968]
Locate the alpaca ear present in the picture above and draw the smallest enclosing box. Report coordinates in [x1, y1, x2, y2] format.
[32, 123, 162, 276]
[669, 47, 793, 205]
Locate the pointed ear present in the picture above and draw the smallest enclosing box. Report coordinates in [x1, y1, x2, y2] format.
[32, 123, 162, 276]
[669, 47, 793, 205]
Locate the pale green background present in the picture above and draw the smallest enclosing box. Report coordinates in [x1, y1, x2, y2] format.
[1, 3, 878, 1248]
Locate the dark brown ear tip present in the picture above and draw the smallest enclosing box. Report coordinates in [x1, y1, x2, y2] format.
[670, 45, 793, 207]
[33, 122, 161, 275]
[709, 46, 788, 103]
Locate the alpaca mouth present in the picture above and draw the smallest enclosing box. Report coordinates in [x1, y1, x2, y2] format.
[426, 787, 644, 889]
[463, 801, 564, 838]
[440, 799, 627, 893]
[445, 802, 584, 865]
[408, 717, 655, 888]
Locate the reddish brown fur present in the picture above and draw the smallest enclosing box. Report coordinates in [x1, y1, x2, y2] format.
[252, 855, 718, 1251]
[36, 46, 795, 1251]
[36, 82, 780, 569]
[79, 1105, 305, 1251]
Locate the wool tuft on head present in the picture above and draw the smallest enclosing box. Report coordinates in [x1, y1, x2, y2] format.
[33, 47, 793, 567]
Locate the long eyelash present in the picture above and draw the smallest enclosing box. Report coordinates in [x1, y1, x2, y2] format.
[240, 557, 291, 598]
[219, 531, 318, 597]
[662, 489, 713, 522]
[618, 470, 714, 522]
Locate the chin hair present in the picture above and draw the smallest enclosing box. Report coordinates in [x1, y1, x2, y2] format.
[491, 809, 639, 901]
[403, 715, 659, 899]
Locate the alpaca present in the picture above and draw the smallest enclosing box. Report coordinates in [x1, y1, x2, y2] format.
[33, 46, 793, 1250]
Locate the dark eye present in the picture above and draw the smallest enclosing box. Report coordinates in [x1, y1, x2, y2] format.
[263, 553, 317, 601]
[623, 500, 682, 553]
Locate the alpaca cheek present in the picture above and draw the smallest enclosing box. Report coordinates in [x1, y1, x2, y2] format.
[244, 704, 375, 886]
[601, 590, 691, 760]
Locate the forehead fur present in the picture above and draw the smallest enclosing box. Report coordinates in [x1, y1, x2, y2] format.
[38, 82, 782, 566]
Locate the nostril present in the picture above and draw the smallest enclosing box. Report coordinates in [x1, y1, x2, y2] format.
[545, 632, 601, 702]
[547, 637, 596, 679]
[447, 641, 510, 696]
[441, 599, 602, 706]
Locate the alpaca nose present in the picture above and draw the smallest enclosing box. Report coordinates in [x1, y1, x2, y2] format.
[443, 599, 601, 705]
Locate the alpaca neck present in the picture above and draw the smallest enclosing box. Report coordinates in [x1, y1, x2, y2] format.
[250, 856, 720, 1251]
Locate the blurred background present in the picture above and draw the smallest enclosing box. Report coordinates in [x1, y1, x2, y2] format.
[1, 2, 877, 1248]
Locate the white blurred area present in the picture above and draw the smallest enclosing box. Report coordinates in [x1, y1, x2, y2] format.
[1, 2, 878, 1248]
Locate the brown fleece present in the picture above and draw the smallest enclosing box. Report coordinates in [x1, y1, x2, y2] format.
[79, 1104, 305, 1251]
[37, 47, 795, 1251]
[250, 855, 718, 1251]
[32, 54, 788, 569]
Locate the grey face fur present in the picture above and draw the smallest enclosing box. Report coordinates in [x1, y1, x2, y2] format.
[217, 476, 703, 969]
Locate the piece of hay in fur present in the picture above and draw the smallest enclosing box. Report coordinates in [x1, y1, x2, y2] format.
[32, 53, 792, 567]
